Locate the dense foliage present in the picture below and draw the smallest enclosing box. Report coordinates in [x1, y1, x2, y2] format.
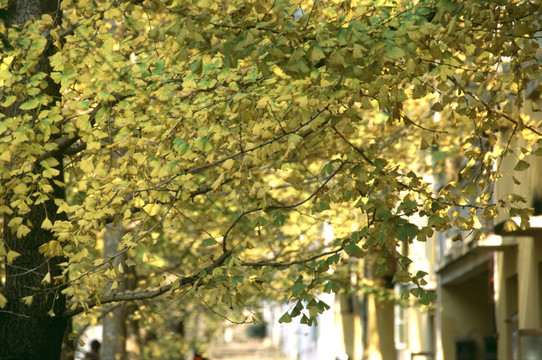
[1, 0, 541, 357]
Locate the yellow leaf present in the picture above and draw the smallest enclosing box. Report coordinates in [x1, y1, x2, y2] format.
[472, 216, 482, 230]
[0, 294, 6, 308]
[222, 159, 235, 170]
[311, 45, 326, 62]
[1, 95, 16, 107]
[41, 217, 53, 230]
[21, 296, 33, 306]
[284, 171, 303, 184]
[7, 217, 23, 228]
[43, 167, 60, 178]
[143, 203, 159, 216]
[40, 14, 54, 26]
[13, 183, 27, 195]
[57, 202, 71, 214]
[16, 225, 31, 238]
[70, 248, 89, 264]
[38, 240, 63, 257]
[80, 158, 94, 173]
[211, 173, 225, 191]
[0, 151, 10, 162]
[287, 134, 303, 149]
[42, 272, 51, 285]
[142, 251, 155, 263]
[6, 250, 21, 264]
[20, 98, 39, 110]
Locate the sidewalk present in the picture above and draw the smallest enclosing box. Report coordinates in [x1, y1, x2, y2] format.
[209, 338, 287, 360]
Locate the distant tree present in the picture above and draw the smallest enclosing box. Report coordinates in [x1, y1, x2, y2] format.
[1, 0, 541, 358]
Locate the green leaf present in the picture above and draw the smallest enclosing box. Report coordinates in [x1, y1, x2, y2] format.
[272, 212, 287, 227]
[316, 300, 330, 312]
[344, 243, 364, 258]
[278, 312, 292, 323]
[431, 102, 444, 112]
[420, 291, 437, 305]
[326, 254, 340, 265]
[313, 201, 329, 213]
[397, 223, 419, 242]
[201, 238, 217, 246]
[291, 277, 306, 296]
[324, 281, 340, 294]
[230, 275, 244, 286]
[514, 160, 530, 171]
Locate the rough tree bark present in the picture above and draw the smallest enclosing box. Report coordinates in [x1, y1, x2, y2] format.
[0, 1, 69, 359]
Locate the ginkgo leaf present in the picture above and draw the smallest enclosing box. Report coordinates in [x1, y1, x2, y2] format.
[6, 250, 20, 264]
[202, 238, 217, 246]
[514, 160, 530, 171]
[41, 272, 51, 285]
[16, 225, 31, 238]
[142, 252, 155, 263]
[284, 171, 303, 184]
[13, 183, 27, 195]
[79, 158, 94, 173]
[38, 240, 63, 257]
[221, 159, 235, 170]
[19, 98, 40, 110]
[41, 217, 53, 230]
[195, 137, 212, 152]
[1, 95, 16, 107]
[3, 0, 542, 352]
[143, 203, 159, 216]
[21, 296, 34, 306]
[278, 312, 292, 323]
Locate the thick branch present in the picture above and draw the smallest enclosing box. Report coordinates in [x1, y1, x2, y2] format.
[63, 251, 231, 318]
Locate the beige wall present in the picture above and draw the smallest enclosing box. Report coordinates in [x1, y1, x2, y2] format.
[406, 307, 434, 355]
[494, 126, 542, 359]
[338, 293, 363, 360]
[365, 297, 396, 360]
[438, 274, 495, 360]
[496, 247, 518, 360]
[497, 235, 542, 359]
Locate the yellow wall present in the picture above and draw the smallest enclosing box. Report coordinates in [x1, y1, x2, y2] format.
[496, 247, 518, 360]
[494, 128, 542, 359]
[339, 293, 363, 360]
[406, 307, 434, 355]
[438, 275, 495, 360]
[365, 296, 396, 360]
[518, 237, 541, 329]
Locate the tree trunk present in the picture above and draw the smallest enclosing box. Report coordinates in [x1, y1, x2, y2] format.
[61, 319, 76, 360]
[0, 1, 68, 359]
[102, 224, 127, 360]
[125, 262, 142, 360]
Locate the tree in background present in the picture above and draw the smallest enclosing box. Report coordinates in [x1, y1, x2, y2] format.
[1, 0, 541, 358]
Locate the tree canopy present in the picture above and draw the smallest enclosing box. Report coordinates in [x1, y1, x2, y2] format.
[1, 0, 542, 358]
